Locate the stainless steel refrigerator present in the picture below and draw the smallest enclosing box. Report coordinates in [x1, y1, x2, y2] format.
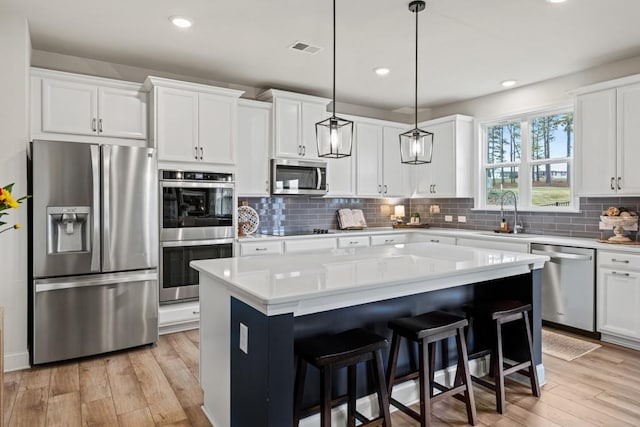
[30, 140, 158, 364]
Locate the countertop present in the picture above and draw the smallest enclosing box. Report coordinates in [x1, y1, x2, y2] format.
[191, 242, 548, 316]
[238, 227, 640, 253]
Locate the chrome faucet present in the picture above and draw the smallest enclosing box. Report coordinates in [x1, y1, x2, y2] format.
[499, 190, 523, 234]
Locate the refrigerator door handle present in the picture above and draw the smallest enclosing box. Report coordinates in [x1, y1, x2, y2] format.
[35, 271, 158, 292]
[90, 145, 101, 272]
[102, 145, 111, 272]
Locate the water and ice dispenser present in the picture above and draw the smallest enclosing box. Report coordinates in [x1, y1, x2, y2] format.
[46, 206, 91, 254]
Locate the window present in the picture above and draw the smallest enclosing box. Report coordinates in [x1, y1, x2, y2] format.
[479, 108, 575, 211]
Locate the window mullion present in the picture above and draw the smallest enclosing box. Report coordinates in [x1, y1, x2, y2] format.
[519, 119, 532, 210]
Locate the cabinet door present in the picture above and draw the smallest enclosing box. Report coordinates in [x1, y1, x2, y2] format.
[617, 83, 640, 195]
[428, 121, 456, 197]
[301, 102, 326, 160]
[327, 155, 355, 196]
[597, 267, 640, 338]
[575, 89, 617, 195]
[273, 97, 302, 158]
[199, 93, 236, 164]
[237, 104, 270, 196]
[382, 126, 410, 197]
[98, 87, 147, 139]
[42, 78, 97, 136]
[356, 122, 383, 196]
[156, 87, 199, 162]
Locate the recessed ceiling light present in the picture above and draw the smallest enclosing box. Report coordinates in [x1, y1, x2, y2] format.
[170, 16, 193, 29]
[374, 67, 390, 76]
[501, 80, 518, 87]
[546, 0, 567, 3]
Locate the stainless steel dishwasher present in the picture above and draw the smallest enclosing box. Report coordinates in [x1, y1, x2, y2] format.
[531, 243, 596, 334]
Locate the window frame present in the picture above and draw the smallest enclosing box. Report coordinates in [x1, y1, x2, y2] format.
[475, 105, 578, 212]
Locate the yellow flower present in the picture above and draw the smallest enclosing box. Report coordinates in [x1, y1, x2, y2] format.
[14, 224, 21, 229]
[1, 188, 19, 209]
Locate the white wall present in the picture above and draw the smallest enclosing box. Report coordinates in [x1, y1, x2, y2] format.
[430, 54, 640, 120]
[0, 14, 31, 371]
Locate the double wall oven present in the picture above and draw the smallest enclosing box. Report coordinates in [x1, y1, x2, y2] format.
[160, 170, 234, 303]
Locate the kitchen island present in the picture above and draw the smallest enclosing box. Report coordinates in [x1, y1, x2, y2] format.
[191, 242, 548, 427]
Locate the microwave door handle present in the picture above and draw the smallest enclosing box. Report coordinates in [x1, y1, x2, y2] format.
[90, 145, 101, 272]
[317, 168, 322, 190]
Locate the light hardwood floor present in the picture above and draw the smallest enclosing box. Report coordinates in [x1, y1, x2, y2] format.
[4, 329, 640, 426]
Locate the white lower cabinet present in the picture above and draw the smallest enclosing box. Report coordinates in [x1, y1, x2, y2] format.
[238, 241, 283, 256]
[284, 238, 337, 253]
[370, 234, 407, 246]
[597, 250, 640, 348]
[337, 236, 370, 248]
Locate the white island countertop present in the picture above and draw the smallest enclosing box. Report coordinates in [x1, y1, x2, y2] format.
[191, 242, 549, 316]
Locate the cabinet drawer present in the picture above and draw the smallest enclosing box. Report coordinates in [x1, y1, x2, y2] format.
[284, 238, 337, 253]
[337, 236, 370, 248]
[370, 234, 407, 246]
[456, 238, 529, 253]
[598, 250, 640, 270]
[424, 235, 457, 245]
[239, 241, 283, 256]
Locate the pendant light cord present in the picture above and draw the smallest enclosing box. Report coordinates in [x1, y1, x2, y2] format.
[414, 4, 418, 128]
[332, 0, 336, 118]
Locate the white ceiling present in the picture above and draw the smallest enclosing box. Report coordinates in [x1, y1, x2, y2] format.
[3, 0, 640, 111]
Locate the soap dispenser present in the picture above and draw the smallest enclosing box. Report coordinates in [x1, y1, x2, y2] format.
[500, 218, 508, 232]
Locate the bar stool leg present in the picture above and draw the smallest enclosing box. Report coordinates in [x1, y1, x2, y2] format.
[293, 359, 307, 427]
[320, 366, 332, 427]
[373, 349, 392, 426]
[494, 320, 506, 414]
[456, 327, 477, 426]
[418, 340, 431, 427]
[347, 364, 356, 427]
[429, 342, 436, 398]
[386, 332, 401, 398]
[523, 312, 541, 397]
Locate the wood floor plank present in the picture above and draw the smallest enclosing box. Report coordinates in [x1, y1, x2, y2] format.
[78, 359, 111, 403]
[117, 407, 155, 427]
[3, 371, 23, 427]
[17, 368, 50, 392]
[45, 391, 81, 427]
[184, 329, 200, 347]
[104, 353, 147, 415]
[166, 332, 200, 378]
[80, 396, 118, 427]
[8, 387, 48, 427]
[152, 337, 203, 409]
[129, 348, 188, 425]
[49, 363, 79, 397]
[183, 405, 212, 427]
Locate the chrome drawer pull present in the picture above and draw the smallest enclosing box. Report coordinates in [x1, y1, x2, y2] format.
[255, 248, 268, 251]
[611, 259, 630, 263]
[612, 271, 630, 277]
[430, 239, 440, 243]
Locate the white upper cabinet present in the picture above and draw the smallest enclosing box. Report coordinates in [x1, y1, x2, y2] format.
[236, 99, 271, 196]
[32, 68, 147, 144]
[145, 76, 244, 166]
[575, 76, 640, 196]
[257, 89, 330, 160]
[412, 115, 473, 198]
[355, 120, 410, 197]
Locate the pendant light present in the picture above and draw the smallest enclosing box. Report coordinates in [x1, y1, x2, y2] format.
[316, 0, 353, 158]
[400, 0, 434, 165]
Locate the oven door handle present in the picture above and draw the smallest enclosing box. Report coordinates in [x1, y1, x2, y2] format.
[161, 181, 234, 189]
[161, 238, 235, 247]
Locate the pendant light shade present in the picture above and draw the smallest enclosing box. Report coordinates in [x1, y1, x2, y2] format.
[316, 0, 353, 159]
[400, 0, 434, 165]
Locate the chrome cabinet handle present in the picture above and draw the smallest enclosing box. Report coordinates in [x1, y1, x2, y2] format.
[302, 145, 306, 156]
[384, 239, 394, 243]
[349, 241, 359, 245]
[430, 239, 440, 243]
[378, 184, 382, 194]
[384, 184, 388, 194]
[98, 118, 103, 133]
[298, 145, 302, 156]
[255, 247, 268, 251]
[200, 146, 203, 160]
[612, 258, 630, 264]
[611, 177, 615, 190]
[612, 271, 630, 277]
[618, 177, 622, 190]
[433, 184, 436, 193]
[194, 146, 198, 160]
[92, 118, 97, 132]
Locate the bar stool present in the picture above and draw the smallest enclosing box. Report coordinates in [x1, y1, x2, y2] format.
[386, 310, 477, 426]
[293, 328, 391, 427]
[466, 300, 540, 414]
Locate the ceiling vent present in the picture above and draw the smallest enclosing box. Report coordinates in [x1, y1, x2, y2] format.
[289, 41, 323, 55]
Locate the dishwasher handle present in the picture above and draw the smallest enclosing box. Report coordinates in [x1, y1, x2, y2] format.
[531, 249, 592, 261]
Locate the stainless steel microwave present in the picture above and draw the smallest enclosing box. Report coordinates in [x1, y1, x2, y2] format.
[271, 158, 328, 196]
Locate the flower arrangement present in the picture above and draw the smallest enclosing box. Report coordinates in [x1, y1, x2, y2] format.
[0, 183, 29, 234]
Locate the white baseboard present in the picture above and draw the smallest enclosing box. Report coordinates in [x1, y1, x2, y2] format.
[600, 333, 640, 351]
[159, 301, 199, 335]
[159, 320, 199, 335]
[4, 350, 30, 372]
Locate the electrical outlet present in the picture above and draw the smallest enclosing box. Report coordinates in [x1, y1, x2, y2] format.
[239, 323, 248, 354]
[445, 215, 453, 222]
[429, 205, 440, 214]
[458, 216, 467, 223]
